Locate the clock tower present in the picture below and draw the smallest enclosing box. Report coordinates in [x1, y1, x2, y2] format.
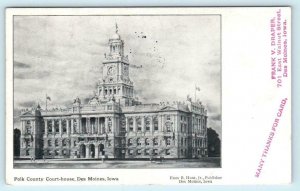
[96, 24, 135, 106]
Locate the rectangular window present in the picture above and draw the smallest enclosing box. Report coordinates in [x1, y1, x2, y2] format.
[167, 139, 171, 146]
[128, 149, 133, 155]
[129, 119, 133, 131]
[166, 149, 170, 155]
[145, 119, 150, 131]
[145, 149, 150, 155]
[137, 118, 142, 131]
[137, 149, 142, 155]
[26, 127, 31, 134]
[128, 139, 133, 146]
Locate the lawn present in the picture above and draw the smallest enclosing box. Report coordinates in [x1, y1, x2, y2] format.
[14, 158, 221, 169]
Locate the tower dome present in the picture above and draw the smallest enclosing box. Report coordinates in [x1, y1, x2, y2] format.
[110, 23, 121, 40]
[111, 32, 120, 40]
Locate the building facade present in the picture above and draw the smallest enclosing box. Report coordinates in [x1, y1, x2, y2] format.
[18, 26, 208, 159]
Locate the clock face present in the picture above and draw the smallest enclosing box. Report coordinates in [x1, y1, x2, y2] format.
[107, 66, 116, 75]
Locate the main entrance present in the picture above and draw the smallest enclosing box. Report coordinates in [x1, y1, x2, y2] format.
[90, 144, 95, 158]
[79, 144, 86, 158]
[99, 144, 105, 156]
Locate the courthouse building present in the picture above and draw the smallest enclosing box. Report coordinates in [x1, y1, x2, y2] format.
[18, 26, 208, 159]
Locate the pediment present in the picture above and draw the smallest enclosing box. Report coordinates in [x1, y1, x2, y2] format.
[20, 111, 34, 116]
[160, 106, 177, 111]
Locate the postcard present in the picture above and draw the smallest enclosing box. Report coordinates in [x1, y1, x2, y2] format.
[5, 7, 291, 185]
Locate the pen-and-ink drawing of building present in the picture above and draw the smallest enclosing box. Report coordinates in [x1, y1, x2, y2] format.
[18, 25, 208, 159]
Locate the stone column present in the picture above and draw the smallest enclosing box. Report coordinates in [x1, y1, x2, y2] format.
[125, 117, 129, 132]
[86, 145, 90, 159]
[158, 115, 161, 132]
[91, 119, 94, 134]
[52, 119, 55, 134]
[95, 144, 99, 159]
[87, 117, 90, 134]
[133, 116, 137, 132]
[44, 119, 48, 136]
[95, 118, 99, 134]
[101, 119, 105, 134]
[59, 119, 62, 136]
[141, 116, 145, 132]
[77, 118, 80, 134]
[105, 117, 108, 133]
[66, 119, 70, 136]
[149, 116, 153, 133]
[71, 119, 74, 134]
[111, 116, 115, 133]
[97, 118, 101, 135]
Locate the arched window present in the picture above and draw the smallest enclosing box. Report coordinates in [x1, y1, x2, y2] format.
[153, 138, 158, 146]
[137, 138, 141, 146]
[48, 140, 52, 147]
[62, 139, 69, 146]
[145, 138, 150, 146]
[55, 139, 59, 147]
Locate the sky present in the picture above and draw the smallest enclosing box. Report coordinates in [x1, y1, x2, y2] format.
[13, 15, 221, 136]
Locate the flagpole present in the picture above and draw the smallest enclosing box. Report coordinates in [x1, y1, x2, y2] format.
[46, 93, 47, 113]
[194, 84, 196, 102]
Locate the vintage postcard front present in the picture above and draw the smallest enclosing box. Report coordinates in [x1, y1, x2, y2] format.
[6, 7, 291, 185]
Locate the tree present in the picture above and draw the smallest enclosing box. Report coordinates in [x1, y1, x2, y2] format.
[207, 128, 221, 157]
[13, 128, 21, 157]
